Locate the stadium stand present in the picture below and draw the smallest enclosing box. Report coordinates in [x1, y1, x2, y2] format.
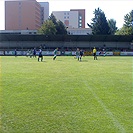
[0, 34, 133, 55]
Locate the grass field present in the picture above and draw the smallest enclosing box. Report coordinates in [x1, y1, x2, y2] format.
[0, 56, 132, 133]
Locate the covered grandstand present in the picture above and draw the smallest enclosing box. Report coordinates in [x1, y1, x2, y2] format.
[0, 34, 133, 42]
[0, 34, 133, 55]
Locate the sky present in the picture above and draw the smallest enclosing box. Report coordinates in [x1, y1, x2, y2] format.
[0, 0, 133, 30]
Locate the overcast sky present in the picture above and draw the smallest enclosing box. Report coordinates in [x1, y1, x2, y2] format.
[0, 0, 133, 30]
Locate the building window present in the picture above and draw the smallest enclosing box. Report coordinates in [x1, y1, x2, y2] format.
[79, 20, 82, 23]
[64, 20, 69, 26]
[19, 2, 21, 9]
[67, 16, 69, 19]
[79, 16, 82, 19]
[64, 16, 66, 19]
[67, 12, 69, 15]
[64, 12, 66, 15]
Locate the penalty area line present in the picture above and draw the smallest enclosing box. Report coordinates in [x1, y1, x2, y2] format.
[83, 81, 126, 133]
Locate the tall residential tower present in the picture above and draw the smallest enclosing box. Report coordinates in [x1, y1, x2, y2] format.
[39, 2, 49, 25]
[5, 0, 49, 30]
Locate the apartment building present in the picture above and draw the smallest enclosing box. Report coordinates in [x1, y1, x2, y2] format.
[52, 9, 85, 28]
[39, 2, 49, 25]
[70, 9, 85, 28]
[5, 0, 49, 30]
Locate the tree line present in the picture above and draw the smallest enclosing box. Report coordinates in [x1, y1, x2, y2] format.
[38, 8, 133, 35]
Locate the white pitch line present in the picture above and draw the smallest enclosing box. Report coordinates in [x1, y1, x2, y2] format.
[83, 81, 126, 133]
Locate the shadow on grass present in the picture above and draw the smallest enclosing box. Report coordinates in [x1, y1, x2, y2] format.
[79, 60, 88, 62]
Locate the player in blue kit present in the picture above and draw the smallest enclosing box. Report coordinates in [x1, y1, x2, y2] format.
[38, 48, 43, 62]
[79, 49, 84, 61]
[33, 48, 36, 58]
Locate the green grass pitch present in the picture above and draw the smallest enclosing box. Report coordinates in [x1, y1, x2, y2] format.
[0, 56, 132, 133]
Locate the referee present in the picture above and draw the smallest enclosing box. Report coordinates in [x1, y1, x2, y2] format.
[93, 47, 97, 60]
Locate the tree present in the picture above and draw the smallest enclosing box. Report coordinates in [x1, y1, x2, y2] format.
[116, 10, 133, 35]
[124, 10, 133, 27]
[115, 26, 132, 35]
[56, 20, 67, 35]
[49, 13, 67, 35]
[108, 19, 117, 35]
[38, 20, 57, 35]
[87, 8, 110, 35]
[38, 13, 67, 35]
[48, 13, 58, 26]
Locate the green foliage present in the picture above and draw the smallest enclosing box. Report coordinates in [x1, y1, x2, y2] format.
[88, 8, 110, 35]
[38, 20, 57, 35]
[38, 13, 67, 35]
[48, 13, 58, 26]
[116, 10, 133, 35]
[115, 26, 132, 35]
[56, 20, 67, 35]
[1, 56, 132, 133]
[124, 10, 133, 27]
[108, 19, 117, 35]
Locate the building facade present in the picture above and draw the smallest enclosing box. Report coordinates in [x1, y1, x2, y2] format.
[67, 28, 92, 35]
[0, 30, 37, 34]
[52, 9, 85, 28]
[52, 11, 78, 28]
[70, 9, 85, 28]
[39, 2, 49, 25]
[5, 0, 49, 30]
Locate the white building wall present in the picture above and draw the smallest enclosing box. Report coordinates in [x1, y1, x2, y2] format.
[67, 28, 92, 35]
[39, 2, 49, 22]
[69, 11, 78, 28]
[52, 11, 78, 28]
[52, 11, 64, 22]
[0, 30, 37, 34]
